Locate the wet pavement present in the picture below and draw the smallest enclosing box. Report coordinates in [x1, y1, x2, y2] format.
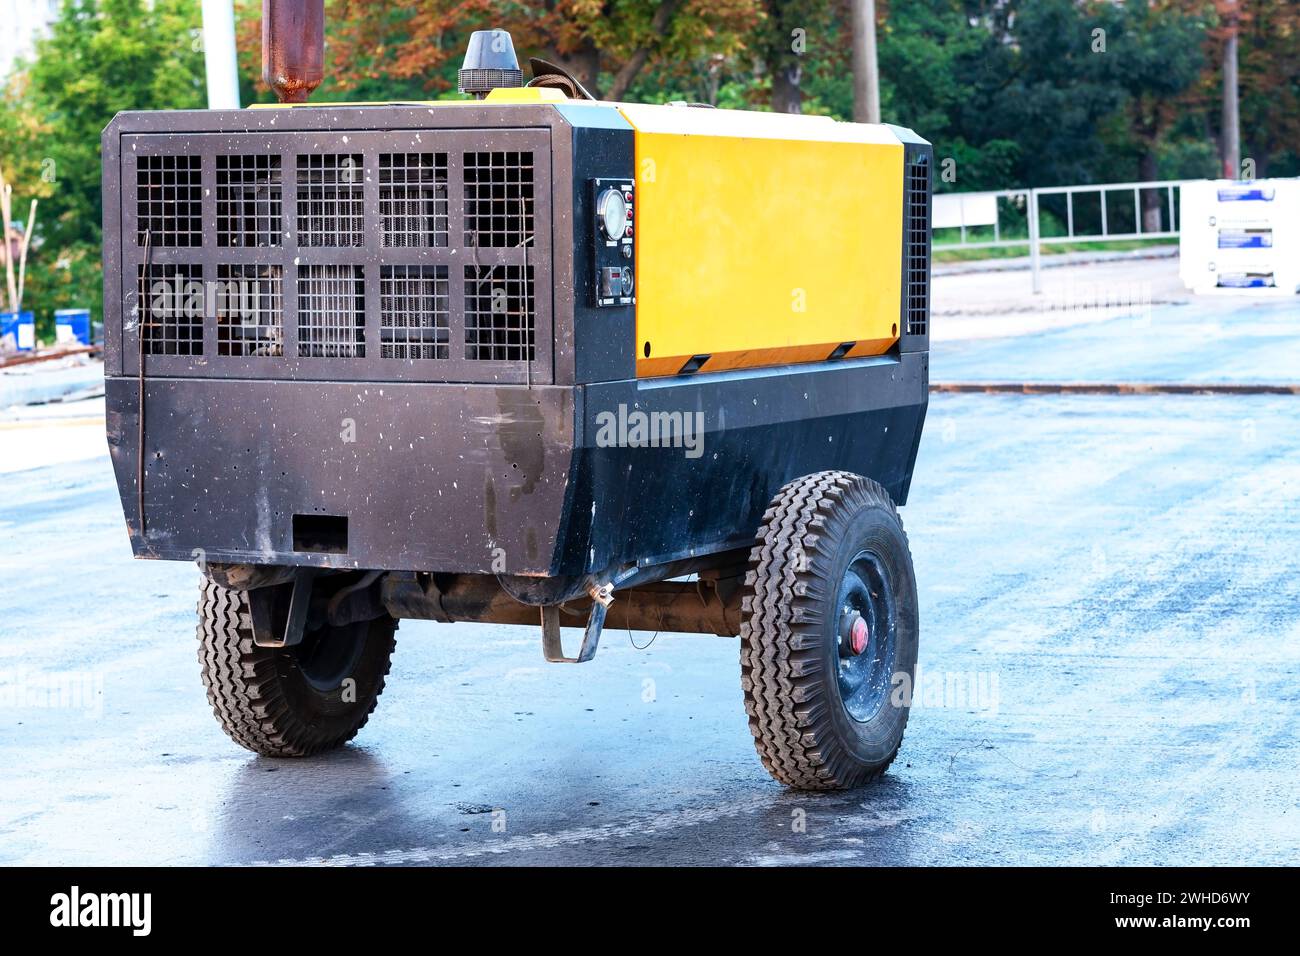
[935, 297, 1299, 385]
[1, 292, 1298, 866]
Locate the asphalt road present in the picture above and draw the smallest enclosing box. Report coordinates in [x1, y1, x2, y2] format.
[934, 296, 1298, 385]
[1, 295, 1297, 866]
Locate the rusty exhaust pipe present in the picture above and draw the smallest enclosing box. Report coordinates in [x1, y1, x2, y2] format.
[262, 0, 325, 104]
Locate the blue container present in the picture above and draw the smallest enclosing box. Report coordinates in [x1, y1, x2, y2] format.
[54, 308, 93, 346]
[0, 311, 36, 352]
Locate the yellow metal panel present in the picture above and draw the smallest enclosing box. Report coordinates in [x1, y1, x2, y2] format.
[484, 87, 567, 103]
[617, 104, 904, 377]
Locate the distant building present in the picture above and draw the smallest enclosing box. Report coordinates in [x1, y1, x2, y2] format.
[0, 0, 61, 79]
[7, 223, 25, 262]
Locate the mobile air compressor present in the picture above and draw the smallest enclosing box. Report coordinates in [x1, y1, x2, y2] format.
[102, 7, 932, 790]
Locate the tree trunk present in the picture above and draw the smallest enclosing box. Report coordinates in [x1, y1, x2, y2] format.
[606, 0, 682, 101]
[1139, 150, 1162, 233]
[764, 0, 803, 114]
[703, 56, 722, 106]
[550, 41, 599, 97]
[771, 61, 803, 114]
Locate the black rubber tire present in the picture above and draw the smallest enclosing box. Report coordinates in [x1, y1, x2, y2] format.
[196, 578, 397, 757]
[741, 471, 919, 790]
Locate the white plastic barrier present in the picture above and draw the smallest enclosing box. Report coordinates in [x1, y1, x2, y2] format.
[1179, 179, 1300, 294]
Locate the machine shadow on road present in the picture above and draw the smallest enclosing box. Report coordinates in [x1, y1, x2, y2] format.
[208, 745, 923, 866]
[210, 750, 426, 865]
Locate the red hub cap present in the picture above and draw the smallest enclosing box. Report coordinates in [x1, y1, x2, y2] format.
[850, 615, 869, 655]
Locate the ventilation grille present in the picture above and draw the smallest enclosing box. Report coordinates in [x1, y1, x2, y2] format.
[216, 155, 282, 248]
[123, 131, 551, 383]
[464, 265, 535, 362]
[138, 263, 203, 355]
[216, 264, 283, 357]
[299, 265, 365, 358]
[297, 154, 365, 248]
[464, 151, 534, 248]
[137, 155, 202, 247]
[380, 265, 449, 360]
[906, 156, 930, 337]
[380, 153, 448, 248]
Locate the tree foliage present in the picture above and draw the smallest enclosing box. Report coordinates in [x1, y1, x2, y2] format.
[1215, 0, 1300, 176]
[1, 0, 205, 330]
[235, 1, 763, 103]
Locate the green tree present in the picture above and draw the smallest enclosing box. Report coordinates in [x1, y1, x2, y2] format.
[1093, 0, 1208, 226]
[1234, 0, 1300, 177]
[235, 1, 762, 104]
[1, 0, 205, 334]
[758, 0, 832, 113]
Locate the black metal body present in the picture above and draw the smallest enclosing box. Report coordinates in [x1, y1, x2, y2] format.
[102, 103, 930, 589]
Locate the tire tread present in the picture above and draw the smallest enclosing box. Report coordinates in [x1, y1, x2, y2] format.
[741, 471, 910, 790]
[196, 579, 395, 757]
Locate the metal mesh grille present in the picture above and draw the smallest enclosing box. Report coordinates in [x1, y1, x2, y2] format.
[122, 129, 552, 382]
[380, 265, 449, 360]
[906, 156, 930, 337]
[216, 264, 283, 357]
[298, 265, 366, 358]
[463, 151, 534, 248]
[138, 263, 203, 355]
[464, 264, 534, 361]
[296, 154, 365, 247]
[136, 155, 202, 247]
[216, 155, 283, 248]
[380, 153, 448, 248]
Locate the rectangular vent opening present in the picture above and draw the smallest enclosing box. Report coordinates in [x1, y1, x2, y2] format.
[298, 264, 365, 358]
[463, 150, 534, 248]
[464, 264, 534, 362]
[380, 265, 449, 360]
[296, 153, 365, 247]
[216, 154, 283, 248]
[679, 354, 711, 374]
[292, 514, 348, 554]
[906, 157, 930, 338]
[216, 263, 283, 357]
[380, 153, 448, 248]
[136, 155, 202, 247]
[138, 262, 203, 355]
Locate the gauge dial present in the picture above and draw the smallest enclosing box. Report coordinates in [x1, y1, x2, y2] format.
[597, 187, 629, 240]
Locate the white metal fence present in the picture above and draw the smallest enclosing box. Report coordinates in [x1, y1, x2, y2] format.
[933, 179, 1194, 292]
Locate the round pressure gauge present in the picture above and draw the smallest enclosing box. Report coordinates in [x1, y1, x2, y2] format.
[597, 187, 629, 240]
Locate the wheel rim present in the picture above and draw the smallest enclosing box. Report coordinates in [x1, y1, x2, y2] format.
[291, 620, 367, 692]
[834, 549, 898, 723]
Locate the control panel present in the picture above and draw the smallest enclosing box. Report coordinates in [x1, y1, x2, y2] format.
[590, 178, 635, 308]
